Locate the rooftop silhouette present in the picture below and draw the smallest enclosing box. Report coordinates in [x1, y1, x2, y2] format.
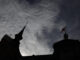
[53, 33, 80, 60]
[0, 26, 80, 60]
[0, 25, 26, 60]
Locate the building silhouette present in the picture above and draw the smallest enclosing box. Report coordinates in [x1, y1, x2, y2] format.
[53, 33, 80, 60]
[0, 26, 80, 60]
[0, 25, 26, 60]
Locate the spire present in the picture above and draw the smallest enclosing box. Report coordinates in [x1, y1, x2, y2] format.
[15, 22, 28, 40]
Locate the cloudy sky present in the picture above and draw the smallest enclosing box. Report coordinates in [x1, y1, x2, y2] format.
[0, 0, 80, 56]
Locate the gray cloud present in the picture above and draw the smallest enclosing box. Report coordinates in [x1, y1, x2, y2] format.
[0, 0, 79, 56]
[0, 0, 61, 56]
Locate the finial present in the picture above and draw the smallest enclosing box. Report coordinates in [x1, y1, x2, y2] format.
[64, 32, 68, 40]
[61, 26, 69, 40]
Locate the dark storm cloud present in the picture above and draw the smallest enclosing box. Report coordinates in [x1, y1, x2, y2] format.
[18, 0, 41, 5]
[26, 0, 41, 4]
[56, 0, 80, 39]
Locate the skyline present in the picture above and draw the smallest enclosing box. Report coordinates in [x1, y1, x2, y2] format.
[0, 0, 80, 56]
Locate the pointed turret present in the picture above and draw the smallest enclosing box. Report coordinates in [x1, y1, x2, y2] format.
[15, 25, 26, 40]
